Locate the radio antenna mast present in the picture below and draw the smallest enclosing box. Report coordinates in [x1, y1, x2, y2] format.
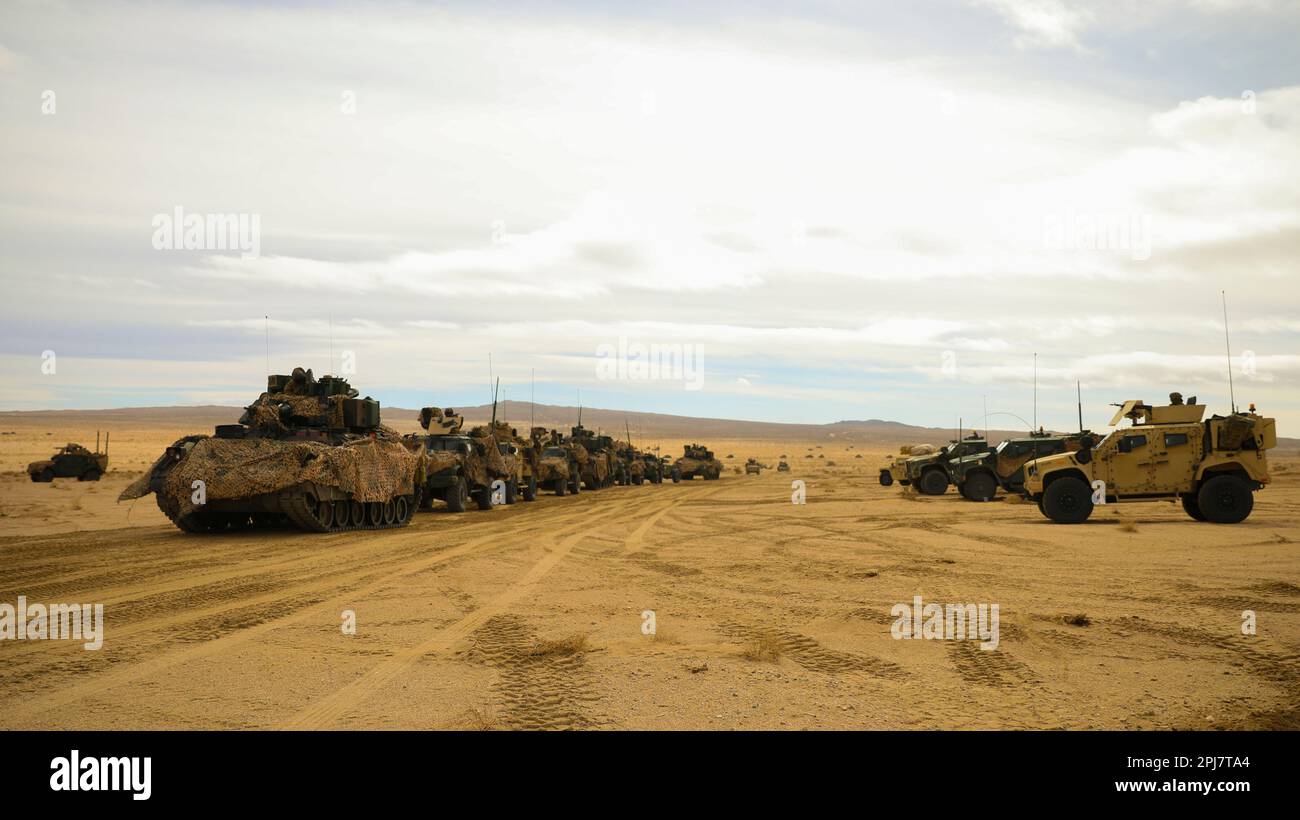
[1032, 353, 1038, 433]
[1222, 291, 1237, 413]
[1077, 381, 1083, 433]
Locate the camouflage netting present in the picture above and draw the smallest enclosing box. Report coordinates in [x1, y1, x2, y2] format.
[120, 435, 422, 516]
[469, 431, 510, 476]
[421, 450, 463, 475]
[902, 444, 937, 456]
[244, 392, 346, 433]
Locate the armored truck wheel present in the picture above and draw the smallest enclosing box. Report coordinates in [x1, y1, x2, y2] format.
[80, 468, 102, 481]
[961, 471, 998, 502]
[879, 470, 893, 487]
[473, 487, 494, 511]
[1041, 476, 1094, 524]
[504, 480, 517, 505]
[917, 468, 949, 496]
[1196, 474, 1253, 524]
[1180, 493, 1206, 521]
[446, 476, 470, 513]
[37, 468, 55, 483]
[523, 476, 537, 501]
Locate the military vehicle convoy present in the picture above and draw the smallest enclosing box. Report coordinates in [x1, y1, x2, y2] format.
[951, 431, 1089, 502]
[672, 444, 722, 481]
[406, 407, 497, 512]
[882, 435, 989, 495]
[28, 433, 109, 482]
[1023, 393, 1275, 524]
[121, 368, 421, 532]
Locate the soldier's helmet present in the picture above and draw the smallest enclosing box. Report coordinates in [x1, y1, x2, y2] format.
[1169, 392, 1184, 405]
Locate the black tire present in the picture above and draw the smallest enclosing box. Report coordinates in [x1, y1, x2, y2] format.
[1041, 476, 1094, 524]
[1180, 493, 1206, 521]
[962, 471, 998, 502]
[473, 487, 494, 511]
[1197, 474, 1253, 524]
[80, 468, 102, 482]
[555, 477, 567, 496]
[918, 468, 949, 496]
[39, 468, 55, 483]
[879, 471, 893, 487]
[446, 476, 469, 513]
[523, 476, 537, 501]
[504, 480, 517, 505]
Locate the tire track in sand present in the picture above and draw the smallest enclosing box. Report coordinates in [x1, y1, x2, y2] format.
[278, 492, 685, 729]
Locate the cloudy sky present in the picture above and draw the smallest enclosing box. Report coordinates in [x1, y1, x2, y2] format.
[2, 0, 1297, 432]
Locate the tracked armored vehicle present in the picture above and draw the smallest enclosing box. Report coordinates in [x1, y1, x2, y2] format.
[406, 407, 498, 512]
[29, 433, 109, 482]
[951, 431, 1090, 502]
[672, 444, 722, 481]
[121, 368, 420, 532]
[1023, 393, 1276, 524]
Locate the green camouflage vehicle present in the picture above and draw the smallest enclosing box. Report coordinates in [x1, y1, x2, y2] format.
[28, 434, 109, 482]
[950, 431, 1089, 502]
[881, 435, 989, 495]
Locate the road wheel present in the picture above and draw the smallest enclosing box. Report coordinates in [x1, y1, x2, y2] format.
[523, 476, 537, 501]
[918, 468, 949, 496]
[446, 476, 469, 513]
[963, 471, 998, 502]
[333, 499, 351, 528]
[1041, 476, 1094, 524]
[1197, 474, 1253, 524]
[395, 495, 411, 524]
[366, 501, 384, 527]
[879, 471, 893, 487]
[80, 468, 102, 482]
[1180, 493, 1206, 521]
[382, 498, 397, 525]
[349, 499, 365, 526]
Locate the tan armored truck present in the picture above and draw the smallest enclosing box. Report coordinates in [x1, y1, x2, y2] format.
[406, 407, 497, 512]
[1022, 393, 1275, 524]
[672, 444, 722, 481]
[534, 427, 583, 496]
[744, 458, 764, 475]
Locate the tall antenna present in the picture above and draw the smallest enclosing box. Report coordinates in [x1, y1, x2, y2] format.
[491, 377, 500, 426]
[1076, 381, 1083, 433]
[1222, 291, 1237, 413]
[1032, 352, 1038, 433]
[264, 315, 270, 376]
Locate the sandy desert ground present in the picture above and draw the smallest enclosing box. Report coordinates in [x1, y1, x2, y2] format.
[1, 420, 1297, 730]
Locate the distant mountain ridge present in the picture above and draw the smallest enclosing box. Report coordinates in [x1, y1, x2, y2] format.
[3, 401, 1296, 448]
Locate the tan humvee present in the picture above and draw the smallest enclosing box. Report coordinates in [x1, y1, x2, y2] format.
[1022, 393, 1275, 524]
